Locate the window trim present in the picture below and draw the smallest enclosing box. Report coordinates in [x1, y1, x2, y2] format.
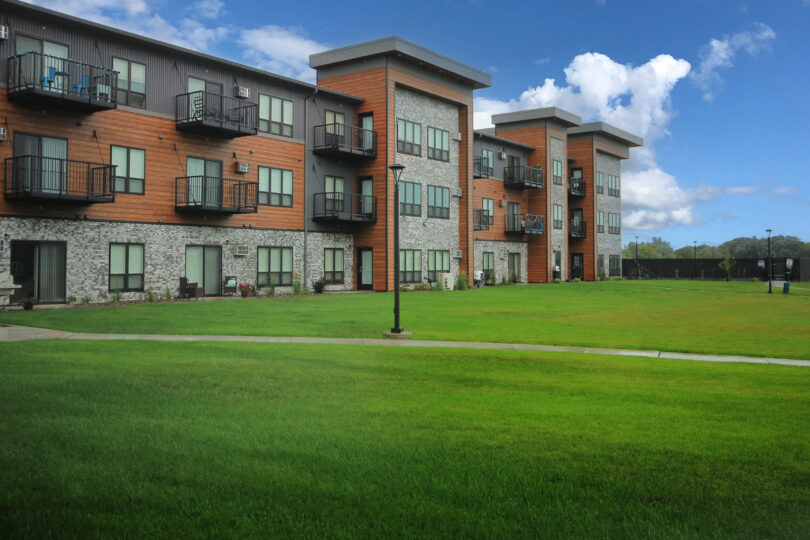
[427, 185, 450, 219]
[258, 93, 294, 137]
[596, 171, 605, 194]
[427, 249, 450, 282]
[427, 126, 450, 162]
[323, 247, 344, 284]
[257, 246, 293, 287]
[111, 144, 145, 195]
[399, 181, 421, 217]
[108, 242, 144, 292]
[399, 249, 422, 283]
[112, 56, 146, 109]
[481, 149, 495, 176]
[597, 211, 605, 233]
[396, 118, 422, 156]
[258, 166, 293, 207]
[552, 159, 563, 185]
[482, 197, 495, 225]
[552, 204, 563, 229]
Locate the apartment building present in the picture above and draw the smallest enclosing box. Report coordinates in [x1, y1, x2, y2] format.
[0, 0, 640, 305]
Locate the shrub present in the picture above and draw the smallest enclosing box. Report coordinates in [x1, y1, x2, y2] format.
[111, 291, 122, 304]
[553, 278, 562, 284]
[751, 277, 760, 282]
[80, 296, 91, 306]
[674, 269, 679, 280]
[501, 275, 511, 286]
[163, 288, 172, 301]
[312, 277, 326, 294]
[613, 277, 624, 281]
[455, 272, 470, 290]
[145, 289, 155, 303]
[67, 295, 77, 304]
[598, 268, 607, 281]
[434, 277, 444, 291]
[98, 292, 108, 302]
[572, 277, 581, 283]
[266, 284, 276, 296]
[293, 279, 302, 295]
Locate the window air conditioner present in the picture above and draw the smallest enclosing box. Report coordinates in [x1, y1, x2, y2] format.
[0, 127, 6, 141]
[452, 187, 463, 197]
[453, 132, 463, 141]
[236, 161, 249, 173]
[234, 86, 250, 99]
[235, 245, 249, 257]
[453, 249, 463, 259]
[498, 151, 506, 160]
[0, 26, 8, 40]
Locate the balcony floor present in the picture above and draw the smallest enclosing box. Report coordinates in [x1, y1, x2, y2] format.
[8, 87, 116, 113]
[176, 118, 257, 138]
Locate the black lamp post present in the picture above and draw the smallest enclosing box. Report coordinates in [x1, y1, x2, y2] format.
[766, 228, 772, 294]
[634, 235, 639, 279]
[389, 163, 406, 333]
[693, 240, 697, 280]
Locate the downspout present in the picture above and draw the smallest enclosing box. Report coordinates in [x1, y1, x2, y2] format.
[303, 86, 319, 288]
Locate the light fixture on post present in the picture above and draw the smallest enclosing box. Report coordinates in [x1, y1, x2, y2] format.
[385, 163, 411, 339]
[766, 228, 773, 294]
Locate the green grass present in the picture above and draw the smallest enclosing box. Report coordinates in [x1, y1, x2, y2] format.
[2, 280, 808, 359]
[1, 340, 808, 537]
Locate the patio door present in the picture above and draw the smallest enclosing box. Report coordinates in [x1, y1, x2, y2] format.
[359, 113, 373, 151]
[358, 248, 373, 290]
[188, 77, 222, 119]
[508, 252, 521, 283]
[13, 133, 67, 194]
[16, 36, 68, 92]
[358, 177, 373, 217]
[185, 245, 221, 296]
[187, 157, 222, 208]
[10, 241, 66, 303]
[571, 253, 584, 280]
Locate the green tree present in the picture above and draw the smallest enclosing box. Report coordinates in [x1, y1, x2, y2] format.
[718, 246, 736, 282]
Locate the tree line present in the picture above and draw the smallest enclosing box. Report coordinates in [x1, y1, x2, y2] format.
[622, 235, 810, 260]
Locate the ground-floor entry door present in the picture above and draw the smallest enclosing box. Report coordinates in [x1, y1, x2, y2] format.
[571, 253, 584, 280]
[185, 245, 221, 296]
[357, 248, 373, 290]
[508, 252, 521, 283]
[10, 241, 66, 303]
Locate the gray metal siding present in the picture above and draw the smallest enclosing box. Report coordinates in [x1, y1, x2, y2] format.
[472, 137, 528, 181]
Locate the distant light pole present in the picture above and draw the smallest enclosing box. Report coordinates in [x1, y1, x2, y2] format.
[389, 163, 406, 334]
[693, 240, 697, 280]
[635, 235, 639, 279]
[766, 228, 773, 294]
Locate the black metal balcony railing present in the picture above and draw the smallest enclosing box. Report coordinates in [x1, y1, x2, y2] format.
[312, 192, 377, 223]
[504, 165, 544, 189]
[7, 51, 118, 112]
[473, 157, 490, 178]
[175, 176, 258, 213]
[569, 177, 586, 197]
[176, 91, 258, 137]
[570, 218, 587, 238]
[608, 226, 621, 235]
[505, 214, 545, 235]
[4, 155, 115, 203]
[473, 208, 490, 231]
[608, 187, 620, 197]
[312, 124, 377, 159]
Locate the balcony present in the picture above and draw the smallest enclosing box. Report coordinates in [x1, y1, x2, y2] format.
[312, 193, 377, 223]
[505, 214, 545, 235]
[473, 208, 490, 231]
[175, 91, 258, 138]
[312, 124, 377, 160]
[473, 157, 490, 179]
[175, 176, 258, 213]
[570, 218, 587, 238]
[4, 156, 115, 203]
[505, 165, 544, 189]
[569, 177, 586, 197]
[7, 52, 117, 113]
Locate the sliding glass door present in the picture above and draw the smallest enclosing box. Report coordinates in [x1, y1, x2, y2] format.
[186, 157, 222, 208]
[185, 245, 221, 296]
[10, 241, 66, 303]
[13, 133, 67, 194]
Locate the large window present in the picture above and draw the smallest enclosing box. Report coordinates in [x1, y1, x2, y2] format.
[428, 250, 450, 282]
[552, 159, 563, 185]
[399, 181, 421, 216]
[481, 149, 494, 176]
[400, 249, 422, 283]
[508, 252, 521, 282]
[109, 243, 143, 292]
[553, 204, 563, 229]
[258, 247, 293, 286]
[608, 212, 621, 234]
[258, 167, 293, 207]
[111, 145, 145, 194]
[259, 95, 293, 136]
[396, 119, 421, 156]
[482, 251, 495, 283]
[608, 174, 621, 197]
[596, 171, 605, 194]
[113, 58, 145, 108]
[609, 254, 621, 277]
[427, 127, 449, 161]
[324, 248, 344, 284]
[427, 185, 449, 219]
[598, 254, 605, 275]
[597, 211, 605, 233]
[483, 198, 494, 225]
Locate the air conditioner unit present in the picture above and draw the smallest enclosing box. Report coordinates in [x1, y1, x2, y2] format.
[453, 132, 463, 141]
[236, 161, 249, 173]
[0, 26, 8, 40]
[453, 249, 463, 259]
[235, 245, 249, 257]
[234, 86, 250, 99]
[441, 273, 455, 291]
[452, 187, 463, 197]
[500, 199, 507, 207]
[0, 127, 6, 141]
[498, 151, 507, 160]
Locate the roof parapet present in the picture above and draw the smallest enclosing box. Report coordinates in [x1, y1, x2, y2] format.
[492, 107, 582, 128]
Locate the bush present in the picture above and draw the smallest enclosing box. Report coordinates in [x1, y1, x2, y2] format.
[434, 277, 444, 291]
[80, 296, 91, 306]
[455, 272, 470, 290]
[553, 278, 562, 284]
[293, 279, 302, 295]
[111, 291, 122, 304]
[598, 268, 607, 281]
[674, 269, 679, 280]
[501, 275, 511, 286]
[572, 277, 581, 283]
[145, 289, 155, 302]
[265, 284, 276, 296]
[312, 277, 326, 294]
[613, 277, 624, 281]
[67, 296, 77, 304]
[751, 277, 760, 282]
[163, 288, 172, 301]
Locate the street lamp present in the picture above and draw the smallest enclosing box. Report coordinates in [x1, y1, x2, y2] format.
[634, 235, 639, 279]
[766, 228, 772, 294]
[693, 240, 697, 280]
[387, 163, 409, 337]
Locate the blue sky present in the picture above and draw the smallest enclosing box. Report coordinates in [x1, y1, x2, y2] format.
[29, 0, 810, 249]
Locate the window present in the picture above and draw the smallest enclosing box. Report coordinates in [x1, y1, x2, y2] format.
[109, 243, 144, 292]
[324, 110, 345, 138]
[324, 175, 344, 212]
[552, 159, 563, 185]
[16, 37, 68, 93]
[396, 119, 421, 156]
[609, 254, 621, 277]
[427, 186, 450, 219]
[608, 174, 621, 197]
[428, 250, 450, 282]
[554, 250, 562, 271]
[482, 251, 495, 283]
[608, 212, 621, 234]
[481, 149, 494, 176]
[400, 249, 422, 283]
[508, 252, 521, 282]
[324, 248, 344, 284]
[596, 171, 605, 194]
[427, 127, 449, 161]
[597, 211, 605, 233]
[259, 95, 294, 136]
[258, 247, 292, 286]
[598, 254, 605, 274]
[553, 204, 563, 229]
[113, 58, 145, 108]
[399, 181, 421, 216]
[258, 167, 292, 206]
[483, 198, 494, 225]
[111, 145, 144, 194]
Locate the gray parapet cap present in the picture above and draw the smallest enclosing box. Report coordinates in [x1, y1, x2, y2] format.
[567, 122, 643, 147]
[310, 36, 492, 90]
[474, 130, 536, 151]
[491, 107, 582, 128]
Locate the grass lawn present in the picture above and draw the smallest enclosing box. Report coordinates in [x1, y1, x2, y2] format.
[2, 280, 808, 359]
[1, 340, 808, 537]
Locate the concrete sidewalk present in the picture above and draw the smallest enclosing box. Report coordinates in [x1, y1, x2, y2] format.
[1, 323, 808, 367]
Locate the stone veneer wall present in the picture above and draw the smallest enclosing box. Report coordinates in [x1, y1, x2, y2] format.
[0, 217, 353, 302]
[549, 136, 567, 277]
[473, 240, 529, 283]
[595, 151, 622, 271]
[394, 86, 461, 281]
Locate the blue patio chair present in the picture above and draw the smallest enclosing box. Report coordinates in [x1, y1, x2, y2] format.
[39, 66, 57, 88]
[71, 74, 89, 96]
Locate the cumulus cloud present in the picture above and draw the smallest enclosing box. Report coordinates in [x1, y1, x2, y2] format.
[690, 23, 775, 101]
[238, 26, 329, 82]
[193, 0, 224, 19]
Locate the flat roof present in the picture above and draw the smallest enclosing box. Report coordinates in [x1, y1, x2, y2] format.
[474, 130, 535, 151]
[310, 36, 491, 90]
[491, 107, 582, 128]
[567, 122, 643, 147]
[4, 0, 364, 103]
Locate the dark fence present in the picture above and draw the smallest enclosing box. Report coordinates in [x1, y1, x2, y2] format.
[622, 258, 808, 282]
[4, 155, 115, 203]
[175, 91, 258, 134]
[312, 192, 377, 222]
[473, 157, 490, 178]
[312, 124, 376, 158]
[175, 176, 258, 213]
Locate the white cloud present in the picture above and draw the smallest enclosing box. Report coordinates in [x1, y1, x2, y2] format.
[535, 57, 551, 65]
[193, 0, 224, 19]
[690, 23, 775, 101]
[238, 26, 329, 83]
